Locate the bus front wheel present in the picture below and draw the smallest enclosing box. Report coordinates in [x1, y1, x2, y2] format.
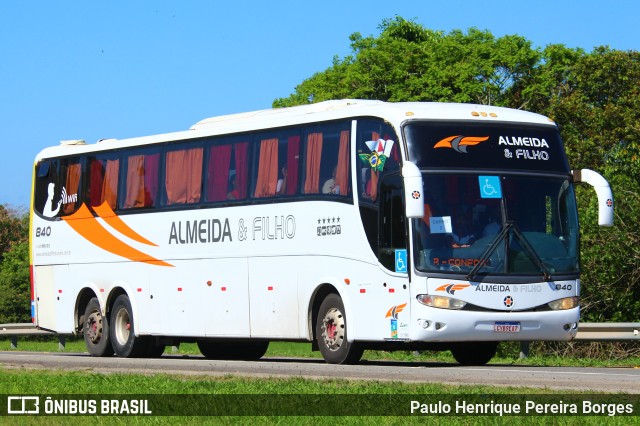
[450, 342, 498, 366]
[316, 293, 363, 364]
[110, 294, 148, 358]
[83, 297, 114, 357]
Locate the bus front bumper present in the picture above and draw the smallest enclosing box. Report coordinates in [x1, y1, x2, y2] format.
[409, 306, 579, 342]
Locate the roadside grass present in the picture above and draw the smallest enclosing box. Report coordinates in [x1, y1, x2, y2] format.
[2, 336, 640, 368]
[0, 368, 637, 425]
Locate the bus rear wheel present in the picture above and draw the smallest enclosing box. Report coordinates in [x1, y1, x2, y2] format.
[197, 340, 269, 360]
[83, 297, 114, 357]
[316, 293, 363, 364]
[110, 294, 148, 358]
[450, 342, 498, 366]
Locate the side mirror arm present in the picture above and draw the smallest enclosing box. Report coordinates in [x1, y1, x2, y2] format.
[572, 169, 614, 226]
[402, 161, 424, 219]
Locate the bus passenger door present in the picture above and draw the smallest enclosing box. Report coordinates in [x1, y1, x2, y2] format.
[376, 174, 411, 340]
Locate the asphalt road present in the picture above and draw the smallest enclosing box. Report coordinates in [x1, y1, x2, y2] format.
[0, 351, 638, 394]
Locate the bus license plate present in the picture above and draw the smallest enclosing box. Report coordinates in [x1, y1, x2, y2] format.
[494, 322, 521, 332]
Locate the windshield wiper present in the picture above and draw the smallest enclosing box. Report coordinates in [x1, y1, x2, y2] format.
[466, 222, 512, 281]
[465, 222, 553, 282]
[511, 225, 553, 281]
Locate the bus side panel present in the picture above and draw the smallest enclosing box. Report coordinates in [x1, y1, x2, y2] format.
[136, 258, 250, 338]
[249, 257, 299, 338]
[33, 265, 56, 331]
[144, 260, 202, 337]
[202, 258, 250, 337]
[297, 257, 412, 343]
[341, 264, 412, 342]
[33, 264, 75, 333]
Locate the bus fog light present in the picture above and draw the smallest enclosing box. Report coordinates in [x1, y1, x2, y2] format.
[417, 319, 431, 329]
[548, 296, 579, 310]
[416, 294, 466, 310]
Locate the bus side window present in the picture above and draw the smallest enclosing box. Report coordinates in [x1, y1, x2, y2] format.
[88, 156, 119, 210]
[252, 131, 301, 199]
[121, 150, 160, 209]
[164, 146, 203, 206]
[205, 139, 250, 203]
[60, 158, 82, 215]
[356, 120, 401, 205]
[253, 137, 280, 198]
[303, 123, 350, 196]
[34, 159, 60, 218]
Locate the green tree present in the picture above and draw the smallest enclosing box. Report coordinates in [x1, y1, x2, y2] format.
[532, 47, 640, 171]
[0, 205, 28, 262]
[0, 205, 30, 323]
[274, 17, 540, 107]
[0, 241, 30, 323]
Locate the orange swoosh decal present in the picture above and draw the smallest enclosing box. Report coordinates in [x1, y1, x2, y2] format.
[433, 136, 458, 149]
[62, 204, 173, 267]
[93, 202, 157, 246]
[385, 303, 408, 318]
[459, 136, 489, 146]
[434, 136, 489, 149]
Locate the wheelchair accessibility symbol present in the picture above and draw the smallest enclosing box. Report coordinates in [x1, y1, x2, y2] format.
[395, 249, 407, 274]
[479, 175, 502, 199]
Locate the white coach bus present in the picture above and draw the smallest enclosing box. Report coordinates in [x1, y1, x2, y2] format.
[29, 100, 613, 365]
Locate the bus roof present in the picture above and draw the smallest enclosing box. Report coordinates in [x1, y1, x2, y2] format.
[35, 99, 556, 161]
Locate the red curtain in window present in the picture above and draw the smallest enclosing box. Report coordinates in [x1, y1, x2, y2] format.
[186, 149, 203, 203]
[124, 155, 145, 208]
[144, 154, 159, 207]
[335, 130, 350, 195]
[285, 135, 300, 195]
[254, 138, 279, 198]
[166, 148, 203, 205]
[63, 163, 81, 214]
[102, 159, 119, 209]
[304, 132, 323, 194]
[206, 144, 232, 202]
[89, 160, 104, 207]
[234, 142, 248, 199]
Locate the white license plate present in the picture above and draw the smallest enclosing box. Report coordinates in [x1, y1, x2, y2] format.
[494, 322, 521, 332]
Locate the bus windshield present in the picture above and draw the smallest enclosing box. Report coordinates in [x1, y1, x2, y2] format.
[413, 173, 579, 277]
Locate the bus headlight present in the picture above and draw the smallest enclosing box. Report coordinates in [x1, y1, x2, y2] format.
[548, 296, 579, 310]
[416, 294, 467, 310]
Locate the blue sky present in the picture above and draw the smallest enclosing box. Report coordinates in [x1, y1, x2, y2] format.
[1, 1, 638, 208]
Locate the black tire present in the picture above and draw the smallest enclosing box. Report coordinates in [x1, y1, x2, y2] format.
[316, 293, 363, 364]
[450, 342, 498, 366]
[197, 340, 269, 360]
[83, 297, 114, 357]
[109, 294, 148, 358]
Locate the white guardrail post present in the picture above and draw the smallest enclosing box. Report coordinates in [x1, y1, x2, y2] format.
[574, 323, 640, 341]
